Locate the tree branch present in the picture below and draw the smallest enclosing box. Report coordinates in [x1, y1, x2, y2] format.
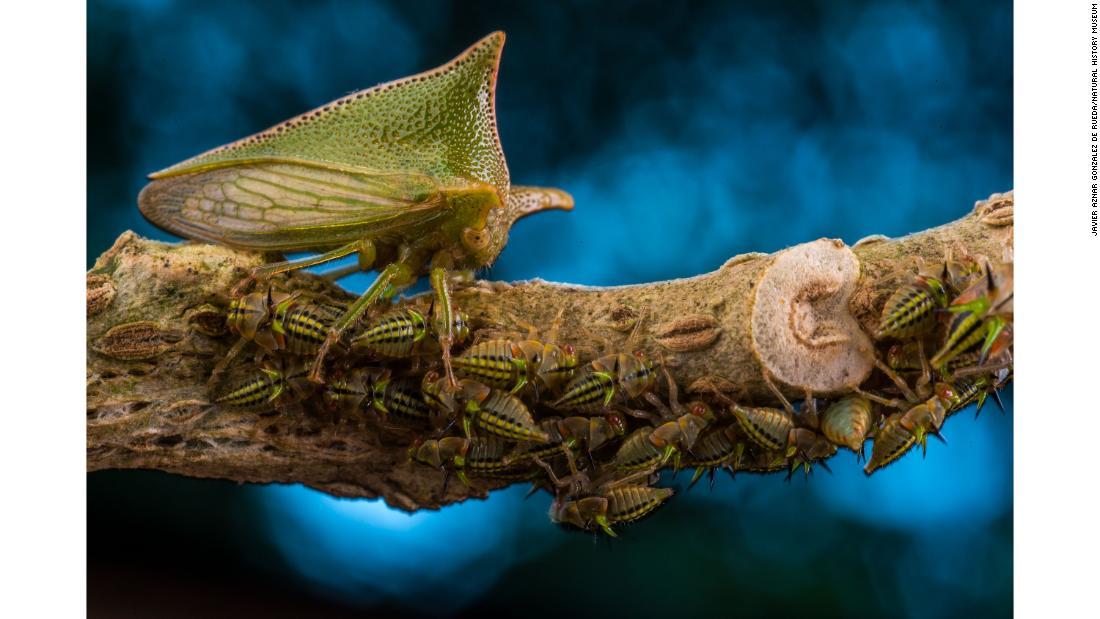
[86, 191, 1013, 511]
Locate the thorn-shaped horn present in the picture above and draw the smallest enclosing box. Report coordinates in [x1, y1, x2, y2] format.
[505, 186, 575, 225]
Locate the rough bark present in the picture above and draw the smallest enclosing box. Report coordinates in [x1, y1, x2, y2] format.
[87, 191, 1013, 511]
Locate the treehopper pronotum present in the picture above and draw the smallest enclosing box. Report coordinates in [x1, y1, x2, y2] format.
[138, 32, 574, 383]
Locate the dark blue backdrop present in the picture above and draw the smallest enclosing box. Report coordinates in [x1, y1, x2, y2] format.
[87, 1, 1013, 617]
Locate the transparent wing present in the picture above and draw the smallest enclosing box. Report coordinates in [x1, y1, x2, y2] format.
[138, 161, 449, 251]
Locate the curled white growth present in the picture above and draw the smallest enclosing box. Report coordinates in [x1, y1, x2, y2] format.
[750, 239, 874, 394]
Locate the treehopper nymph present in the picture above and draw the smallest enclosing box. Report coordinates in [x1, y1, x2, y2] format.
[138, 32, 573, 384]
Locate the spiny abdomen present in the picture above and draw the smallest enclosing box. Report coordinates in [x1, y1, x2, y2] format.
[215, 369, 282, 411]
[605, 486, 674, 524]
[279, 305, 333, 355]
[454, 339, 520, 388]
[864, 413, 917, 475]
[375, 378, 434, 425]
[821, 395, 874, 452]
[553, 370, 615, 413]
[612, 427, 663, 471]
[352, 309, 427, 357]
[467, 437, 530, 478]
[731, 405, 792, 452]
[931, 311, 987, 369]
[683, 426, 740, 468]
[473, 391, 548, 442]
[876, 277, 947, 340]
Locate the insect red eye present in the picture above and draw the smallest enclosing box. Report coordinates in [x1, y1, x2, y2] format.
[563, 344, 574, 354]
[607, 413, 626, 434]
[633, 350, 646, 359]
[425, 371, 439, 381]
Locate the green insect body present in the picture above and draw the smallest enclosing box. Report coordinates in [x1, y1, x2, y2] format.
[553, 352, 657, 413]
[683, 425, 744, 486]
[552, 369, 616, 412]
[557, 414, 626, 452]
[226, 291, 272, 342]
[321, 367, 373, 414]
[608, 352, 659, 399]
[605, 485, 674, 528]
[271, 295, 337, 355]
[739, 449, 791, 474]
[650, 404, 715, 453]
[453, 338, 577, 394]
[373, 376, 436, 426]
[465, 437, 530, 478]
[420, 372, 546, 441]
[413, 436, 527, 486]
[505, 420, 573, 464]
[412, 436, 472, 485]
[684, 425, 741, 468]
[214, 358, 317, 411]
[787, 428, 838, 468]
[897, 397, 948, 457]
[730, 404, 794, 454]
[533, 342, 581, 392]
[820, 394, 874, 454]
[352, 308, 428, 357]
[138, 32, 573, 384]
[931, 264, 1013, 369]
[453, 339, 520, 388]
[226, 290, 338, 356]
[888, 342, 980, 375]
[930, 310, 990, 370]
[864, 412, 918, 475]
[939, 375, 1000, 417]
[420, 373, 496, 431]
[469, 390, 549, 443]
[613, 427, 666, 472]
[508, 414, 625, 464]
[644, 405, 716, 470]
[875, 275, 950, 340]
[551, 486, 673, 537]
[352, 308, 471, 358]
[214, 367, 287, 411]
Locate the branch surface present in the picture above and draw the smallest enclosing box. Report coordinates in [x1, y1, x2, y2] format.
[87, 191, 1014, 511]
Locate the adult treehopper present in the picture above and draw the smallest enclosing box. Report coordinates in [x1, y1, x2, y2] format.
[138, 32, 573, 383]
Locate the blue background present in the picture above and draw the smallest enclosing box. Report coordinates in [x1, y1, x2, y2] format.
[88, 1, 1013, 616]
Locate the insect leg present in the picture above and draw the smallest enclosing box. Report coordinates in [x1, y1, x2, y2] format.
[532, 455, 573, 490]
[874, 358, 920, 403]
[762, 370, 795, 415]
[429, 267, 458, 386]
[853, 387, 907, 410]
[207, 337, 252, 390]
[309, 261, 417, 383]
[913, 340, 933, 399]
[317, 263, 362, 281]
[231, 240, 369, 296]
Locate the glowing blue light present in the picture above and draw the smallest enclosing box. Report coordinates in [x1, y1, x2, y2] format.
[252, 484, 561, 612]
